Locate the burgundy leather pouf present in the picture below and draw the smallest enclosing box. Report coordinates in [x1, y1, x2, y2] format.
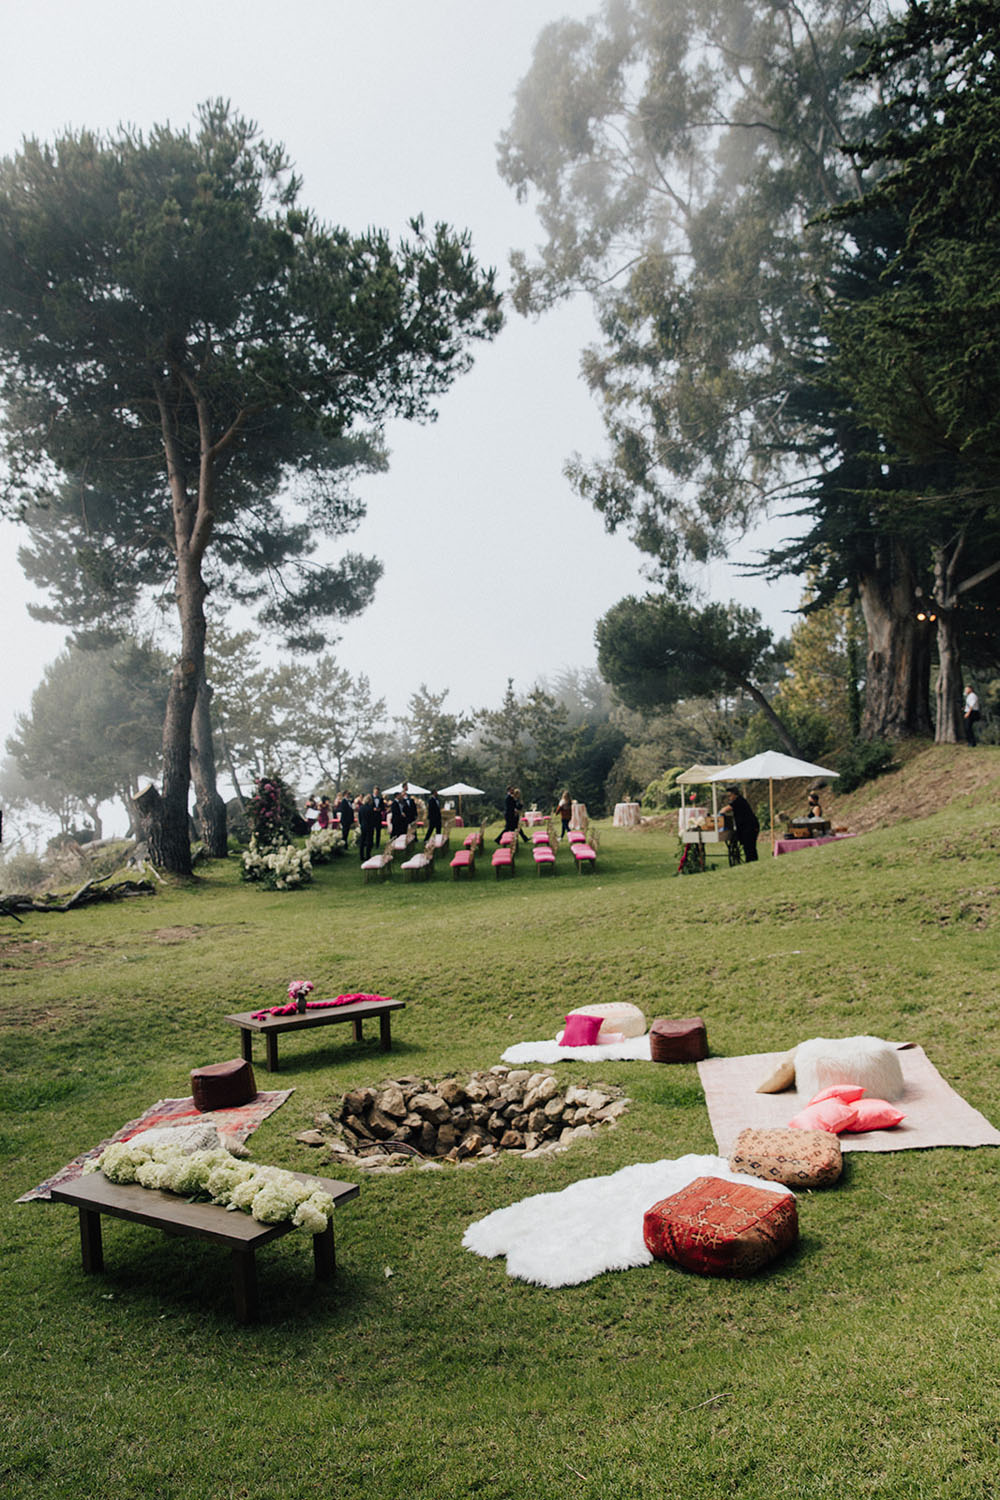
[649, 1016, 708, 1063]
[190, 1058, 257, 1112]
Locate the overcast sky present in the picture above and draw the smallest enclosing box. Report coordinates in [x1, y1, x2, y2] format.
[0, 0, 801, 764]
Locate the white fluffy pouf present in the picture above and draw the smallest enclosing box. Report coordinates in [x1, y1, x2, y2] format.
[794, 1035, 904, 1102]
[567, 1001, 647, 1040]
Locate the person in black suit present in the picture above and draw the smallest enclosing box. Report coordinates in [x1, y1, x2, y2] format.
[371, 787, 385, 847]
[721, 785, 760, 863]
[389, 792, 408, 839]
[425, 790, 442, 842]
[497, 785, 529, 843]
[338, 792, 355, 844]
[400, 782, 417, 827]
[357, 794, 376, 862]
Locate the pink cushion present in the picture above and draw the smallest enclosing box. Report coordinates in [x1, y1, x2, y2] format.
[572, 845, 596, 858]
[491, 850, 513, 865]
[560, 1013, 604, 1047]
[808, 1085, 865, 1105]
[842, 1098, 906, 1132]
[787, 1098, 858, 1134]
[450, 851, 472, 866]
[567, 831, 585, 842]
[533, 849, 555, 860]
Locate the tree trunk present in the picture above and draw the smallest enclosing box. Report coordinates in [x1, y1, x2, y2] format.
[190, 668, 228, 856]
[933, 608, 964, 742]
[857, 542, 932, 740]
[736, 678, 804, 758]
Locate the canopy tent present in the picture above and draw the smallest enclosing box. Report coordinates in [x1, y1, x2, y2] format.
[438, 782, 484, 818]
[708, 752, 839, 855]
[383, 782, 430, 797]
[675, 764, 733, 836]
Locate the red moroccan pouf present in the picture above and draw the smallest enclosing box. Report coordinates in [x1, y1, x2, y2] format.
[643, 1175, 798, 1277]
[190, 1058, 257, 1112]
[649, 1016, 708, 1063]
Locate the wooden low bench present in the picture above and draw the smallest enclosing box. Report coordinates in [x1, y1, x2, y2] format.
[450, 849, 475, 880]
[491, 847, 515, 879]
[571, 842, 597, 872]
[225, 997, 406, 1072]
[50, 1169, 359, 1324]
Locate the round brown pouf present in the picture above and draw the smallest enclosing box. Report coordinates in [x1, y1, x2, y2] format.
[190, 1058, 257, 1112]
[649, 1017, 708, 1063]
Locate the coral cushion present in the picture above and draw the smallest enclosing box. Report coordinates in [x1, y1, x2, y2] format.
[842, 1098, 906, 1132]
[729, 1127, 842, 1188]
[786, 1098, 858, 1134]
[560, 1013, 604, 1047]
[643, 1175, 798, 1277]
[808, 1084, 865, 1105]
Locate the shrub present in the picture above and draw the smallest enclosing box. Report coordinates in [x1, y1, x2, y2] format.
[306, 828, 346, 864]
[0, 850, 48, 891]
[640, 768, 684, 812]
[836, 738, 896, 793]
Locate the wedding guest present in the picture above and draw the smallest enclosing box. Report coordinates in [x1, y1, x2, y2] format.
[357, 794, 376, 862]
[389, 791, 408, 838]
[316, 796, 332, 830]
[556, 789, 573, 839]
[371, 786, 385, 847]
[425, 789, 442, 842]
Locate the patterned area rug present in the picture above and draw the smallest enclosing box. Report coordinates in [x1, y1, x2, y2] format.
[697, 1046, 1000, 1156]
[18, 1089, 293, 1202]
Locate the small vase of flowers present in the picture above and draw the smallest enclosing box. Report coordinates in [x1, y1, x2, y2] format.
[288, 979, 314, 1013]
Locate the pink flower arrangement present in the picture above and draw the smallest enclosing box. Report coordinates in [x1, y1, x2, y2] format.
[288, 979, 314, 1010]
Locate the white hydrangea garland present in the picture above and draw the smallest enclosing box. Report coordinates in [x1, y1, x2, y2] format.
[84, 1141, 335, 1234]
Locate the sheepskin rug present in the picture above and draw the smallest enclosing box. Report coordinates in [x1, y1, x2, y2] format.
[501, 1034, 652, 1065]
[794, 1035, 904, 1102]
[462, 1154, 787, 1287]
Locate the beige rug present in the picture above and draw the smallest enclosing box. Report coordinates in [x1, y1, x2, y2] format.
[697, 1046, 1000, 1155]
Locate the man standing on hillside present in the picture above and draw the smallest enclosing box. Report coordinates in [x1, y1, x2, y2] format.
[964, 685, 980, 746]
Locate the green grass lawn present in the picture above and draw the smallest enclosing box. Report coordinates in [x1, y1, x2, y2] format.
[3, 762, 1000, 1499]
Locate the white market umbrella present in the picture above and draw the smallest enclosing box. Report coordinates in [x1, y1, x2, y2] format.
[438, 781, 484, 817]
[383, 782, 430, 797]
[709, 752, 840, 855]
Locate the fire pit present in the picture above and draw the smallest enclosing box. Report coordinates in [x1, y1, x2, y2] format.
[305, 1065, 630, 1170]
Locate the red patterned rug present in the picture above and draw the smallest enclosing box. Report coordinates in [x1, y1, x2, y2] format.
[18, 1089, 293, 1202]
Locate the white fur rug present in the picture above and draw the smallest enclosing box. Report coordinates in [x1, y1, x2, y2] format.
[462, 1154, 786, 1287]
[501, 1034, 652, 1065]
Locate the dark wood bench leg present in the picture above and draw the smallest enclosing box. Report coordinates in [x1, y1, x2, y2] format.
[79, 1207, 104, 1273]
[265, 1032, 279, 1072]
[313, 1222, 336, 1280]
[352, 1018, 364, 1042]
[239, 1027, 254, 1064]
[379, 1012, 392, 1051]
[232, 1248, 259, 1324]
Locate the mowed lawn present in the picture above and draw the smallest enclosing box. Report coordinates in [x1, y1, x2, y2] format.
[2, 757, 1000, 1500]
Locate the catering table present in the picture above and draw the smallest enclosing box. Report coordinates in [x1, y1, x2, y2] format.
[612, 801, 641, 827]
[570, 801, 588, 830]
[522, 810, 548, 827]
[774, 834, 856, 856]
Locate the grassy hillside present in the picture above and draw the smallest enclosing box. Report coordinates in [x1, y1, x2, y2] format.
[2, 745, 999, 1499]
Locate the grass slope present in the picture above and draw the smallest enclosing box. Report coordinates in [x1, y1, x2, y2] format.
[2, 746, 999, 1499]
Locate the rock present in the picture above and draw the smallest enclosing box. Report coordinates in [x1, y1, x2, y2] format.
[409, 1092, 451, 1124]
[438, 1077, 464, 1106]
[527, 1108, 549, 1133]
[489, 1065, 509, 1076]
[314, 1111, 335, 1128]
[523, 1076, 559, 1111]
[377, 1084, 407, 1118]
[344, 1113, 373, 1139]
[499, 1129, 525, 1150]
[436, 1122, 459, 1151]
[464, 1078, 490, 1103]
[403, 1111, 424, 1129]
[522, 1132, 540, 1152]
[367, 1107, 400, 1138]
[506, 1070, 531, 1085]
[418, 1121, 438, 1153]
[295, 1129, 326, 1146]
[487, 1111, 507, 1134]
[543, 1096, 565, 1120]
[342, 1087, 376, 1118]
[469, 1102, 490, 1124]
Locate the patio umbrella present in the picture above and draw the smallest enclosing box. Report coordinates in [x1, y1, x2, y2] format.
[708, 752, 839, 855]
[383, 782, 430, 797]
[438, 781, 484, 818]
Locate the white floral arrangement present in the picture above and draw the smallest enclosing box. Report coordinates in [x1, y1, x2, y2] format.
[305, 827, 345, 864]
[241, 835, 313, 890]
[84, 1141, 335, 1234]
